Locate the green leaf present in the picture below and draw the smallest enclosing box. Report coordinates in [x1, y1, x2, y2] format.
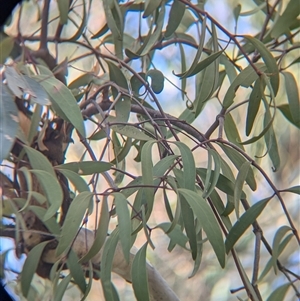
[57, 0, 69, 24]
[263, 101, 280, 171]
[111, 125, 153, 140]
[0, 84, 19, 161]
[143, 0, 162, 18]
[219, 144, 257, 191]
[30, 170, 63, 221]
[68, 74, 93, 90]
[35, 74, 86, 137]
[56, 161, 111, 175]
[147, 69, 164, 94]
[243, 36, 279, 95]
[266, 283, 291, 301]
[0, 36, 14, 64]
[225, 197, 271, 253]
[271, 0, 300, 38]
[100, 228, 120, 301]
[178, 189, 225, 268]
[203, 149, 221, 199]
[21, 241, 49, 297]
[132, 243, 150, 301]
[223, 63, 267, 108]
[281, 185, 300, 194]
[56, 169, 89, 192]
[66, 250, 86, 293]
[246, 78, 264, 136]
[23, 145, 55, 177]
[56, 192, 93, 256]
[282, 71, 300, 125]
[156, 223, 188, 249]
[103, 0, 122, 41]
[182, 50, 223, 79]
[173, 141, 196, 191]
[113, 192, 131, 263]
[225, 112, 245, 150]
[153, 155, 178, 177]
[277, 104, 300, 128]
[272, 226, 292, 274]
[54, 274, 72, 301]
[79, 196, 110, 263]
[165, 0, 185, 38]
[234, 161, 250, 218]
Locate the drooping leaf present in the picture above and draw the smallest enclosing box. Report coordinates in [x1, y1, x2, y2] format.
[54, 274, 72, 301]
[21, 241, 49, 297]
[56, 169, 89, 192]
[272, 226, 292, 274]
[225, 112, 245, 150]
[0, 84, 19, 162]
[132, 243, 150, 301]
[30, 170, 63, 221]
[165, 0, 185, 38]
[225, 197, 271, 253]
[66, 250, 86, 293]
[56, 161, 111, 175]
[266, 283, 291, 301]
[56, 192, 93, 256]
[103, 0, 122, 41]
[147, 69, 164, 94]
[271, 0, 300, 39]
[79, 196, 110, 263]
[281, 186, 300, 195]
[153, 155, 178, 177]
[143, 0, 162, 18]
[113, 192, 131, 262]
[178, 189, 225, 268]
[282, 71, 300, 125]
[35, 74, 86, 137]
[100, 228, 120, 301]
[111, 125, 153, 140]
[277, 104, 300, 128]
[57, 0, 70, 24]
[243, 36, 279, 95]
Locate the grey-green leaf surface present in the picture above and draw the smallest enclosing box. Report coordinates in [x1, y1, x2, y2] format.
[113, 192, 131, 262]
[225, 197, 271, 253]
[56, 192, 93, 256]
[21, 241, 49, 297]
[178, 189, 225, 268]
[147, 69, 164, 94]
[54, 274, 72, 301]
[266, 283, 291, 301]
[0, 84, 19, 161]
[111, 125, 153, 140]
[165, 0, 185, 38]
[132, 243, 150, 301]
[57, 161, 111, 175]
[35, 74, 86, 137]
[30, 170, 63, 221]
[56, 169, 89, 192]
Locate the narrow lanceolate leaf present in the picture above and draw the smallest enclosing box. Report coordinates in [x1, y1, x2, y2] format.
[266, 283, 291, 301]
[220, 144, 257, 191]
[56, 169, 89, 192]
[234, 161, 251, 219]
[111, 125, 153, 140]
[57, 161, 111, 175]
[113, 192, 131, 263]
[54, 274, 72, 301]
[243, 36, 279, 96]
[263, 101, 280, 171]
[101, 228, 120, 301]
[153, 155, 178, 177]
[281, 186, 300, 195]
[35, 75, 86, 137]
[277, 104, 300, 128]
[132, 243, 150, 301]
[103, 0, 122, 40]
[143, 0, 161, 18]
[178, 189, 225, 268]
[225, 112, 245, 150]
[66, 250, 86, 294]
[271, 0, 300, 39]
[246, 78, 264, 136]
[165, 0, 185, 38]
[56, 192, 93, 256]
[173, 141, 196, 191]
[175, 15, 207, 78]
[57, 0, 69, 24]
[223, 63, 267, 108]
[272, 226, 292, 274]
[30, 170, 63, 221]
[282, 71, 300, 125]
[225, 197, 271, 253]
[0, 84, 19, 161]
[203, 150, 221, 199]
[141, 140, 156, 217]
[21, 241, 49, 298]
[23, 145, 55, 177]
[79, 196, 110, 263]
